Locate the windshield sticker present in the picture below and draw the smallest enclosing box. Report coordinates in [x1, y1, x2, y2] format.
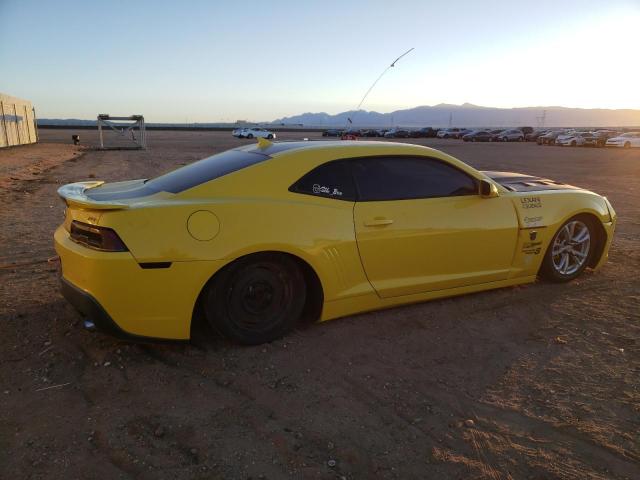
[313, 184, 343, 196]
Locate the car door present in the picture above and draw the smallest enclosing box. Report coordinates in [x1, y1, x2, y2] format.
[352, 156, 519, 298]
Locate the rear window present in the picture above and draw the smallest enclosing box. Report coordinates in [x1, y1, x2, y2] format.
[146, 149, 269, 194]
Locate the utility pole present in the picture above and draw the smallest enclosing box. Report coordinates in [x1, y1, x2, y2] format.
[537, 110, 547, 128]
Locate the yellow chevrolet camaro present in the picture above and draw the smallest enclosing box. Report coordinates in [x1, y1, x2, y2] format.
[55, 140, 616, 344]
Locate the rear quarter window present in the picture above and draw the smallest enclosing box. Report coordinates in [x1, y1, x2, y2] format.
[289, 160, 356, 201]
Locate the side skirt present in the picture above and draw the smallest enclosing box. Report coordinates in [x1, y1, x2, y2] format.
[319, 275, 537, 322]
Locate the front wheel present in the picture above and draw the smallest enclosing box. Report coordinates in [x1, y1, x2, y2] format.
[267, 134, 274, 139]
[624, 142, 631, 149]
[203, 254, 306, 344]
[539, 216, 595, 282]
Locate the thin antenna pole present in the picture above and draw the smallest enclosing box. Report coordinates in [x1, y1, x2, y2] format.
[345, 47, 415, 128]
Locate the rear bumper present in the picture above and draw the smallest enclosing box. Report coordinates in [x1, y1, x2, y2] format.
[54, 225, 225, 340]
[60, 277, 167, 342]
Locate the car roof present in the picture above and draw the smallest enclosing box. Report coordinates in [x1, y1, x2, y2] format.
[236, 140, 436, 157]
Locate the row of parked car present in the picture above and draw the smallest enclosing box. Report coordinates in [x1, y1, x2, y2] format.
[232, 126, 639, 148]
[531, 129, 640, 148]
[322, 126, 535, 141]
[321, 126, 640, 147]
[322, 127, 440, 138]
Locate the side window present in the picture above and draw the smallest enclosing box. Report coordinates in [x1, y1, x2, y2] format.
[289, 160, 356, 201]
[352, 156, 478, 201]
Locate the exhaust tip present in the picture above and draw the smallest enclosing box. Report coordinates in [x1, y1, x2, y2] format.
[83, 319, 96, 331]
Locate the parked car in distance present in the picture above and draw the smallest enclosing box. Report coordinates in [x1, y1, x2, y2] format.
[233, 127, 276, 139]
[537, 130, 564, 145]
[591, 130, 620, 147]
[581, 133, 604, 147]
[458, 129, 474, 138]
[384, 128, 411, 138]
[462, 130, 494, 142]
[518, 126, 534, 136]
[436, 128, 463, 139]
[556, 132, 592, 147]
[360, 129, 381, 137]
[322, 129, 343, 137]
[494, 129, 525, 142]
[410, 127, 438, 138]
[606, 132, 640, 148]
[488, 129, 504, 140]
[526, 130, 550, 142]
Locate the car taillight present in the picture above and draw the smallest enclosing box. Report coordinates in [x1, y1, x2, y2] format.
[70, 221, 128, 252]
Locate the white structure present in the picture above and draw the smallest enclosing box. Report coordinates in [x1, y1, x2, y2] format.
[0, 93, 37, 148]
[97, 114, 146, 149]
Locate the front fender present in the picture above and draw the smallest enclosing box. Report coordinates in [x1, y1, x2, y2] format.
[507, 190, 613, 278]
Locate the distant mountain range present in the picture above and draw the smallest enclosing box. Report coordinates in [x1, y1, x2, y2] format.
[272, 103, 640, 128]
[38, 103, 640, 129]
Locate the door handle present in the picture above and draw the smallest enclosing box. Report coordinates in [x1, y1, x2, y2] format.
[364, 217, 394, 227]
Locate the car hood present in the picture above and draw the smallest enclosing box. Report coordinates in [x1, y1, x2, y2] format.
[482, 171, 580, 192]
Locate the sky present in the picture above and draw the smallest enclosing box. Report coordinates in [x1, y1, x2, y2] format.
[1, 0, 639, 122]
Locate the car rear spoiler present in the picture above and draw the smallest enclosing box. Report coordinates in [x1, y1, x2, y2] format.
[57, 181, 130, 210]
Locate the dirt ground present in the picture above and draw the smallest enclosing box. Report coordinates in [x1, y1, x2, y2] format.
[1, 130, 638, 480]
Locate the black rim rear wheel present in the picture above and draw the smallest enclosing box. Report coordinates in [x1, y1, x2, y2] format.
[226, 262, 293, 333]
[204, 254, 306, 344]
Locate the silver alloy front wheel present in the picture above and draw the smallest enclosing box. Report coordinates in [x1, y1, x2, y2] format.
[551, 220, 591, 276]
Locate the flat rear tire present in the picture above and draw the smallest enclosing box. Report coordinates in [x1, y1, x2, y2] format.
[203, 254, 306, 345]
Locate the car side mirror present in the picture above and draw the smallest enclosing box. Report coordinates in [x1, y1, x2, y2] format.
[480, 179, 499, 198]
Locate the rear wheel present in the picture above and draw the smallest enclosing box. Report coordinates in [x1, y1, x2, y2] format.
[203, 254, 306, 344]
[624, 142, 631, 149]
[267, 134, 274, 139]
[247, 133, 254, 139]
[539, 216, 595, 282]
